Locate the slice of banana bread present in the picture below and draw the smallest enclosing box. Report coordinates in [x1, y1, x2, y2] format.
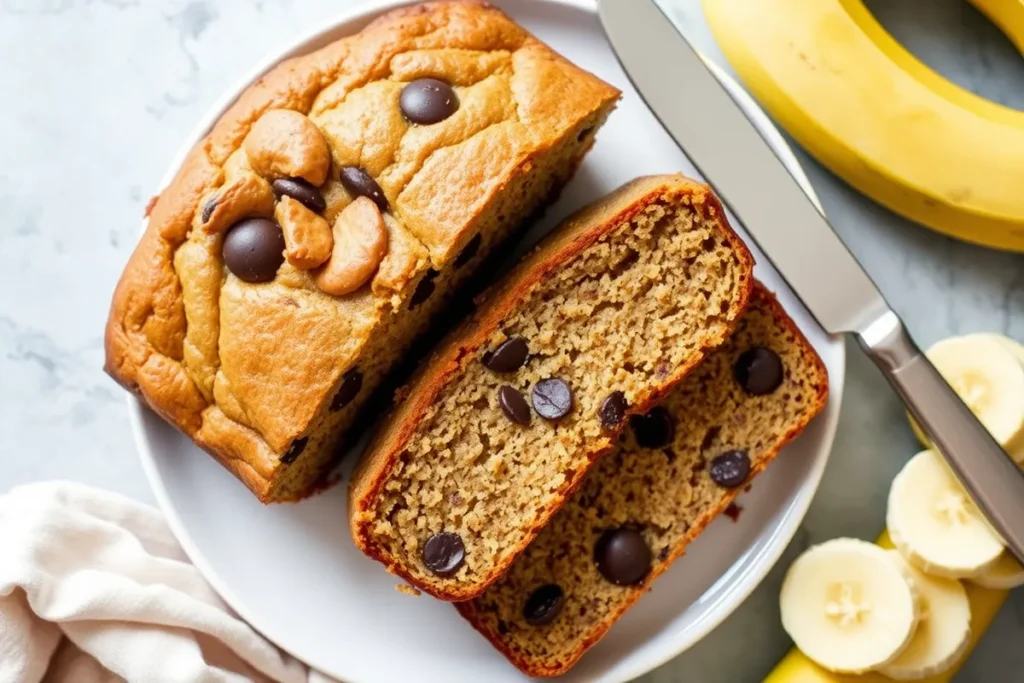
[103, 1, 620, 502]
[349, 174, 756, 600]
[456, 284, 829, 676]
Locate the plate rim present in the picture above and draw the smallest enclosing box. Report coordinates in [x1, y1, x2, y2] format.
[128, 1, 846, 680]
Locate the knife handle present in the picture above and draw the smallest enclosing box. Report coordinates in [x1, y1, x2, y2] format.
[857, 310, 1024, 563]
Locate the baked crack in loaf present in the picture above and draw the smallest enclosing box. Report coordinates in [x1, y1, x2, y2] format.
[349, 174, 755, 600]
[103, 1, 620, 502]
[456, 284, 829, 676]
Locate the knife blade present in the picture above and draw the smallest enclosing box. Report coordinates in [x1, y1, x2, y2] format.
[598, 0, 1024, 562]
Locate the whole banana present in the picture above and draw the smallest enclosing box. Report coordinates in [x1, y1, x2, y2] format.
[704, 0, 1024, 252]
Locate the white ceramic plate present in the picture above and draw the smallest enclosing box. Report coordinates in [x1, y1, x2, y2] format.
[130, 1, 845, 681]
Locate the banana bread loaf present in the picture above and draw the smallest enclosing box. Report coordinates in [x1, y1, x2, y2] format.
[103, 1, 619, 502]
[348, 175, 755, 600]
[456, 284, 828, 676]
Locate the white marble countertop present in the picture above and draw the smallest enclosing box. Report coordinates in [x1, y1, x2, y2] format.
[2, 0, 1022, 680]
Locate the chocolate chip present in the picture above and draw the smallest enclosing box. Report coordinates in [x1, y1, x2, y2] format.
[734, 347, 784, 395]
[599, 391, 628, 428]
[630, 407, 675, 449]
[724, 502, 743, 522]
[281, 437, 308, 464]
[330, 369, 362, 411]
[409, 269, 438, 308]
[400, 78, 459, 125]
[271, 177, 326, 213]
[532, 378, 573, 421]
[201, 196, 218, 223]
[454, 234, 481, 268]
[338, 167, 389, 212]
[523, 584, 565, 626]
[222, 218, 285, 283]
[594, 527, 651, 586]
[709, 449, 751, 488]
[482, 338, 528, 373]
[498, 385, 531, 425]
[422, 532, 464, 577]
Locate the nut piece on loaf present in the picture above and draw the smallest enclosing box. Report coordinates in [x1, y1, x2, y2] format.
[348, 174, 756, 601]
[102, 1, 620, 502]
[455, 284, 829, 676]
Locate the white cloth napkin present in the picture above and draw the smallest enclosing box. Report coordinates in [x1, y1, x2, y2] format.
[0, 481, 337, 683]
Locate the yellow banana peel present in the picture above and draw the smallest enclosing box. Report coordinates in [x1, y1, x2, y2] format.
[703, 0, 1024, 252]
[763, 532, 1008, 683]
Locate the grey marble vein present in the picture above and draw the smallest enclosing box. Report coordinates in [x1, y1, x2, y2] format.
[0, 1, 1021, 681]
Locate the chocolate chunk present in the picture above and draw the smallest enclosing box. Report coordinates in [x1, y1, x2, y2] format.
[630, 407, 675, 449]
[271, 177, 326, 213]
[532, 378, 573, 421]
[338, 167, 389, 211]
[482, 338, 528, 373]
[523, 584, 565, 626]
[734, 347, 784, 395]
[599, 391, 628, 428]
[330, 369, 363, 412]
[709, 449, 751, 488]
[594, 527, 651, 586]
[410, 269, 438, 308]
[222, 218, 285, 283]
[201, 196, 218, 223]
[400, 78, 459, 125]
[422, 532, 465, 577]
[454, 234, 481, 268]
[281, 437, 308, 464]
[499, 385, 531, 426]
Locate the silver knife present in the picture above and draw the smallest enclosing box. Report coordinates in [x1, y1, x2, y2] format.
[598, 0, 1024, 562]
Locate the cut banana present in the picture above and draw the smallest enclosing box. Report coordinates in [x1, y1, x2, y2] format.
[982, 334, 1024, 464]
[984, 333, 1024, 365]
[927, 335, 1024, 447]
[908, 334, 1024, 454]
[888, 450, 1004, 578]
[780, 538, 919, 674]
[971, 551, 1024, 590]
[880, 552, 971, 680]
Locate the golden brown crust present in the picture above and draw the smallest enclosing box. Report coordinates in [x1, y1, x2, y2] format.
[453, 284, 830, 675]
[104, 1, 619, 501]
[348, 174, 755, 599]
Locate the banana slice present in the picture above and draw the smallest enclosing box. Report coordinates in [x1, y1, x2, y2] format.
[983, 333, 1024, 464]
[971, 551, 1024, 590]
[880, 552, 971, 680]
[780, 538, 920, 673]
[888, 450, 1004, 578]
[984, 333, 1024, 365]
[907, 335, 1024, 450]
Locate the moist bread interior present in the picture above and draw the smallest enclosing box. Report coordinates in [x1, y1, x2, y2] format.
[366, 193, 752, 594]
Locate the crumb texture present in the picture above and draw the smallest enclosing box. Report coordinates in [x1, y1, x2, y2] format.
[457, 285, 828, 676]
[358, 178, 754, 599]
